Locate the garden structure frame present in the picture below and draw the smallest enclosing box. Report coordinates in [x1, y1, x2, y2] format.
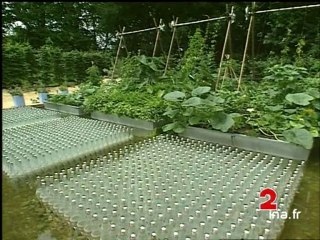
[111, 19, 164, 80]
[164, 13, 229, 76]
[238, 3, 320, 91]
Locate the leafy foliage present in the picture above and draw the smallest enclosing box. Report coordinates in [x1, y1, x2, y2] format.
[286, 93, 314, 106]
[162, 86, 235, 133]
[2, 41, 35, 88]
[8, 86, 24, 96]
[85, 65, 102, 86]
[162, 63, 319, 148]
[175, 28, 214, 86]
[49, 83, 99, 106]
[83, 84, 167, 121]
[2, 40, 112, 88]
[283, 128, 313, 149]
[118, 54, 165, 91]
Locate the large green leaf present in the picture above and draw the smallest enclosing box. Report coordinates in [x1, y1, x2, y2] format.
[182, 107, 194, 116]
[163, 91, 186, 102]
[138, 55, 148, 65]
[157, 90, 165, 98]
[307, 88, 320, 99]
[210, 112, 234, 132]
[173, 125, 186, 133]
[182, 97, 202, 107]
[163, 109, 179, 118]
[285, 93, 314, 106]
[207, 95, 225, 104]
[162, 122, 178, 132]
[188, 116, 201, 125]
[191, 86, 211, 96]
[312, 99, 320, 110]
[265, 105, 283, 112]
[148, 61, 159, 71]
[283, 128, 314, 149]
[163, 122, 186, 133]
[84, 88, 96, 94]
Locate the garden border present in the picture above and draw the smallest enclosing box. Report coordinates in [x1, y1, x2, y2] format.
[179, 126, 311, 160]
[91, 111, 167, 136]
[44, 102, 85, 116]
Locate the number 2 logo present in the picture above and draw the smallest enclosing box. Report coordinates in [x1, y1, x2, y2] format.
[259, 188, 278, 210]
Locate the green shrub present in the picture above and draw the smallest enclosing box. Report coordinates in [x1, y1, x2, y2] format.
[9, 86, 23, 96]
[2, 41, 35, 88]
[85, 65, 102, 86]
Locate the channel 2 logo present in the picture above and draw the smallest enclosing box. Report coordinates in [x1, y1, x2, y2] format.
[259, 188, 278, 210]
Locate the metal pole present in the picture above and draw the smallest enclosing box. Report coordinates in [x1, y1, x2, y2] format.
[216, 17, 232, 91]
[173, 16, 227, 27]
[111, 27, 125, 80]
[238, 14, 253, 91]
[152, 19, 162, 57]
[255, 4, 320, 14]
[164, 18, 178, 75]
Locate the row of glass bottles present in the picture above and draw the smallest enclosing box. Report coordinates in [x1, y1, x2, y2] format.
[3, 106, 62, 129]
[2, 116, 133, 179]
[36, 135, 305, 240]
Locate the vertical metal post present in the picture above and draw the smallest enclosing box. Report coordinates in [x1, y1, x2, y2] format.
[152, 19, 162, 57]
[111, 27, 125, 80]
[216, 7, 233, 91]
[238, 13, 253, 91]
[164, 18, 178, 75]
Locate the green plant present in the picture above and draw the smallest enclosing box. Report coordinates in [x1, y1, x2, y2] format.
[162, 86, 236, 133]
[85, 64, 102, 86]
[59, 84, 68, 91]
[83, 83, 168, 121]
[9, 86, 23, 96]
[37, 87, 48, 93]
[161, 62, 319, 149]
[2, 40, 35, 88]
[176, 28, 214, 86]
[37, 82, 48, 93]
[118, 54, 165, 91]
[262, 64, 309, 100]
[49, 82, 99, 106]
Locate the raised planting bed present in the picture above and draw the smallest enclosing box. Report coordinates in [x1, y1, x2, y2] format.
[44, 102, 85, 116]
[91, 111, 166, 136]
[179, 126, 312, 160]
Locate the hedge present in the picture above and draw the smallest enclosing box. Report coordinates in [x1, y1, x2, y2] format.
[2, 41, 113, 89]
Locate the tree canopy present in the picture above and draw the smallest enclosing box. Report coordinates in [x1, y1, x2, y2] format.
[3, 2, 319, 57]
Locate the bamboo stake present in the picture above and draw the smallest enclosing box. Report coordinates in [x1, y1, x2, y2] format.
[216, 7, 233, 91]
[238, 14, 253, 91]
[117, 25, 163, 36]
[152, 18, 162, 57]
[118, 26, 129, 55]
[111, 27, 125, 80]
[164, 18, 178, 75]
[226, 4, 233, 56]
[151, 15, 165, 56]
[251, 2, 256, 81]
